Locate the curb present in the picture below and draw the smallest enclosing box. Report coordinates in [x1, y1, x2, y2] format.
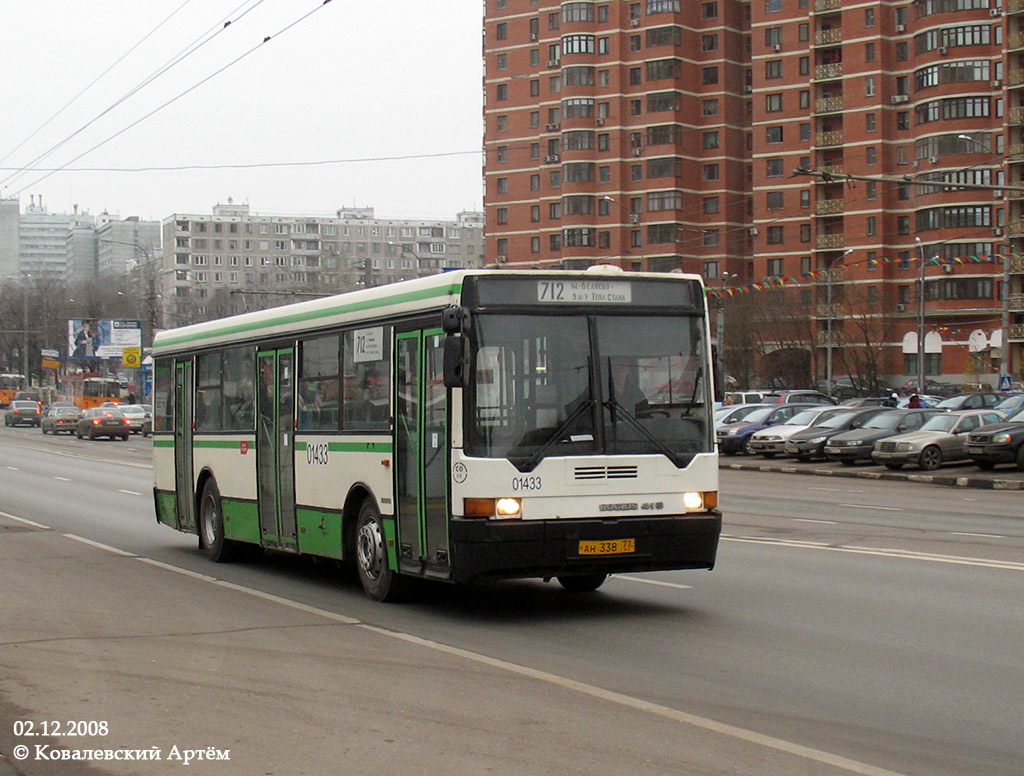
[721, 462, 1024, 490]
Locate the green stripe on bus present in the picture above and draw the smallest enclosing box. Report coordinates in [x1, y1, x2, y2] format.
[294, 440, 393, 453]
[153, 438, 174, 448]
[194, 439, 252, 449]
[156, 281, 463, 349]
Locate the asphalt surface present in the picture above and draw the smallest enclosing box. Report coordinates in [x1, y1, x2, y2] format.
[720, 455, 1024, 490]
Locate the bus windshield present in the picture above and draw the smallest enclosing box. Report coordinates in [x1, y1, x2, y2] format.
[465, 313, 711, 470]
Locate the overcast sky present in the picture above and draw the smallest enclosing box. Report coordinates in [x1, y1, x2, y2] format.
[0, 1, 484, 222]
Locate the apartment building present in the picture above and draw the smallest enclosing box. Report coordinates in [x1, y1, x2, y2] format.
[484, 0, 1022, 388]
[157, 202, 484, 327]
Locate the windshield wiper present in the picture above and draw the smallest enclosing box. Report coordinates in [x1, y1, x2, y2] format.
[512, 397, 595, 472]
[604, 397, 686, 467]
[681, 366, 703, 416]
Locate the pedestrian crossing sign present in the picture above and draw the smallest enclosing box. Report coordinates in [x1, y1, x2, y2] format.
[1000, 375, 1012, 391]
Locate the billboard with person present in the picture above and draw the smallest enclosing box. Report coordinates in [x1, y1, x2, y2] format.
[67, 319, 142, 360]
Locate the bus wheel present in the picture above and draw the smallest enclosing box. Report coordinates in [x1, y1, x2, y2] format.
[199, 480, 235, 562]
[557, 574, 607, 593]
[354, 500, 405, 602]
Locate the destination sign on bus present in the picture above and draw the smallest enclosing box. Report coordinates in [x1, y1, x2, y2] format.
[537, 280, 631, 304]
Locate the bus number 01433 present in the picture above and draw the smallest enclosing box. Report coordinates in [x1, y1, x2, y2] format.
[306, 443, 329, 466]
[511, 476, 542, 491]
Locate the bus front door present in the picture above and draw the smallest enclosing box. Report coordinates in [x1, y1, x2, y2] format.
[173, 360, 195, 532]
[394, 329, 449, 578]
[256, 349, 298, 552]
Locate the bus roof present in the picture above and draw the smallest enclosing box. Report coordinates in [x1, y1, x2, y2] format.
[152, 267, 704, 355]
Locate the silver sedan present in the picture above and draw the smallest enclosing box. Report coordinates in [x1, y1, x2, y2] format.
[871, 409, 1005, 470]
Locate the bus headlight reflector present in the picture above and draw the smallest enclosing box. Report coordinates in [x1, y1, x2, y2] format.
[683, 491, 704, 510]
[495, 498, 522, 517]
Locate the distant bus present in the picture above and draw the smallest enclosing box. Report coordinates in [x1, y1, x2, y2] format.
[58, 374, 122, 410]
[152, 268, 722, 601]
[0, 374, 26, 407]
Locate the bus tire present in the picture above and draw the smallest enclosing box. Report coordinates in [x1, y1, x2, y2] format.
[354, 499, 406, 602]
[557, 574, 607, 592]
[199, 479, 235, 563]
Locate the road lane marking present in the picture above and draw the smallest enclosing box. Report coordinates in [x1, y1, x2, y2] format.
[723, 535, 1024, 571]
[791, 518, 837, 525]
[839, 503, 903, 511]
[810, 486, 864, 493]
[118, 489, 143, 496]
[0, 511, 49, 529]
[614, 575, 693, 590]
[63, 534, 136, 557]
[54, 476, 71, 481]
[5, 466, 18, 470]
[949, 532, 1006, 539]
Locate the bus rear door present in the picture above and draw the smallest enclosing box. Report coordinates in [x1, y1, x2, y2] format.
[173, 361, 196, 531]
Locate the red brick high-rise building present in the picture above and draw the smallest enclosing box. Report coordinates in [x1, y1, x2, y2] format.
[484, 0, 1022, 389]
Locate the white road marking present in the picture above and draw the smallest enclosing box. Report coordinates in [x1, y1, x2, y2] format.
[791, 518, 837, 525]
[615, 575, 693, 590]
[809, 486, 863, 493]
[118, 489, 143, 496]
[54, 476, 71, 481]
[839, 503, 903, 511]
[5, 466, 18, 470]
[949, 532, 1006, 539]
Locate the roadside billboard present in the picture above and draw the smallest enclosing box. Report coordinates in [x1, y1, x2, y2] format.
[67, 319, 143, 360]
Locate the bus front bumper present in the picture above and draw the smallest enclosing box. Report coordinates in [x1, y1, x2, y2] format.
[448, 513, 721, 584]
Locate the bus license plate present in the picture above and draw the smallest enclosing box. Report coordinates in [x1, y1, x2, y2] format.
[579, 538, 635, 556]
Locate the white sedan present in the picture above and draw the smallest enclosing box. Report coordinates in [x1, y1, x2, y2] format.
[747, 405, 845, 457]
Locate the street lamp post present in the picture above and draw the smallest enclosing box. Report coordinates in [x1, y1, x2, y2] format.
[915, 237, 928, 393]
[826, 248, 855, 396]
[22, 275, 30, 388]
[717, 272, 736, 385]
[602, 195, 641, 266]
[100, 238, 160, 341]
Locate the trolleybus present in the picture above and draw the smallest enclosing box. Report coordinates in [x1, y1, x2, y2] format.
[152, 268, 722, 601]
[58, 374, 122, 409]
[0, 374, 26, 407]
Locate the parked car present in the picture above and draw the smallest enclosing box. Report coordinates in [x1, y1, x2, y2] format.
[992, 393, 1024, 414]
[747, 405, 848, 458]
[4, 400, 43, 427]
[784, 407, 889, 461]
[41, 406, 84, 434]
[75, 407, 131, 440]
[714, 403, 768, 430]
[964, 405, 1024, 471]
[119, 404, 150, 434]
[762, 390, 837, 405]
[723, 389, 771, 405]
[901, 380, 960, 397]
[933, 392, 1002, 411]
[717, 403, 824, 455]
[871, 409, 1006, 471]
[823, 409, 942, 465]
[839, 396, 897, 408]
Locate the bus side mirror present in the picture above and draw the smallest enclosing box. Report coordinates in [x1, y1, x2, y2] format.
[711, 345, 724, 403]
[443, 335, 466, 388]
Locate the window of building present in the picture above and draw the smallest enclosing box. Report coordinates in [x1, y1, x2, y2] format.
[703, 196, 719, 214]
[766, 158, 783, 177]
[767, 191, 784, 210]
[766, 93, 783, 112]
[767, 258, 784, 276]
[767, 225, 784, 244]
[496, 23, 507, 40]
[702, 163, 719, 181]
[766, 125, 783, 143]
[765, 60, 782, 79]
[703, 130, 720, 148]
[702, 66, 719, 84]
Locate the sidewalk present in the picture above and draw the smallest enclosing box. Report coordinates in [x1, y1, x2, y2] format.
[721, 457, 1024, 490]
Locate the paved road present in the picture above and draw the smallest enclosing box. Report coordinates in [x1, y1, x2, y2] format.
[0, 426, 1021, 776]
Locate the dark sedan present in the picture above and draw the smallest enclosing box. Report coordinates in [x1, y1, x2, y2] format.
[964, 405, 1024, 471]
[784, 407, 888, 461]
[75, 407, 131, 441]
[716, 403, 822, 455]
[5, 400, 42, 427]
[41, 406, 83, 434]
[823, 409, 942, 465]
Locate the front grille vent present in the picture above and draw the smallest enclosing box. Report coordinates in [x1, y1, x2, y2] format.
[877, 441, 898, 453]
[574, 465, 639, 480]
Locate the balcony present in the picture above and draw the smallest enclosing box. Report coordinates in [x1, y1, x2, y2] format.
[815, 95, 844, 113]
[1008, 219, 1024, 235]
[1010, 324, 1024, 341]
[814, 62, 843, 80]
[1008, 142, 1024, 157]
[1010, 30, 1024, 51]
[816, 234, 845, 249]
[817, 164, 844, 178]
[1009, 0, 1024, 14]
[1007, 69, 1024, 88]
[814, 0, 842, 12]
[816, 130, 844, 147]
[1010, 106, 1024, 124]
[814, 28, 843, 46]
[815, 199, 845, 215]
[1009, 294, 1024, 313]
[1012, 254, 1024, 272]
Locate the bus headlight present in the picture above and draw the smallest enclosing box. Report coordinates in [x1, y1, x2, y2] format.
[463, 497, 523, 519]
[684, 491, 714, 510]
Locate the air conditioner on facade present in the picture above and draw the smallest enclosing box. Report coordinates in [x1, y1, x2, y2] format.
[895, 24, 905, 32]
[632, 148, 642, 156]
[744, 85, 753, 93]
[749, 227, 759, 235]
[548, 58, 559, 67]
[938, 46, 948, 55]
[929, 156, 939, 164]
[994, 227, 1003, 236]
[942, 264, 953, 273]
[530, 33, 537, 41]
[496, 255, 507, 263]
[891, 95, 909, 103]
[992, 80, 1002, 88]
[596, 118, 605, 126]
[630, 18, 639, 26]
[545, 122, 559, 131]
[896, 303, 906, 312]
[991, 7, 1001, 15]
[543, 155, 553, 163]
[773, 44, 781, 52]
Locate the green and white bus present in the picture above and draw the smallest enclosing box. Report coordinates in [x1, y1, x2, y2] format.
[152, 267, 721, 601]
